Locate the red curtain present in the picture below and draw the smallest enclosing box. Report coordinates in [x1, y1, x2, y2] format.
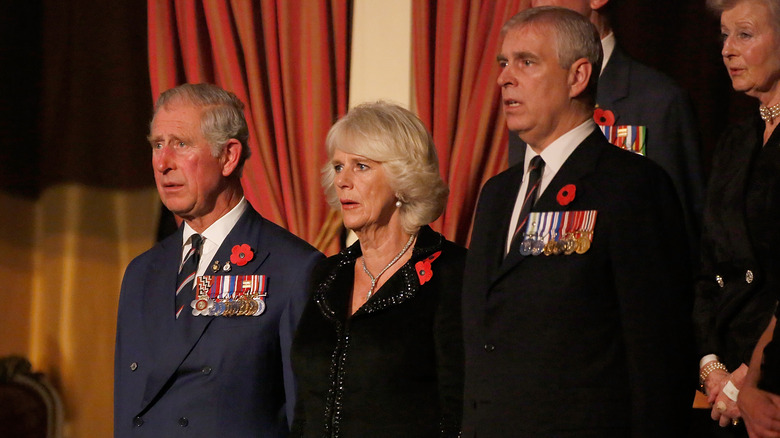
[412, 0, 530, 246]
[148, 0, 350, 254]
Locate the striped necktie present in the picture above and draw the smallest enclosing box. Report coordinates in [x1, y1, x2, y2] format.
[176, 234, 203, 319]
[510, 155, 545, 250]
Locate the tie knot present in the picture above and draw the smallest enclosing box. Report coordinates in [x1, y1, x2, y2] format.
[190, 234, 203, 251]
[529, 155, 545, 171]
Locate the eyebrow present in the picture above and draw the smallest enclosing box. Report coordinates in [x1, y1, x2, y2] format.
[497, 51, 539, 63]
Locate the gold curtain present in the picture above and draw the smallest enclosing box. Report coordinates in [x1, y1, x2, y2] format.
[0, 186, 160, 437]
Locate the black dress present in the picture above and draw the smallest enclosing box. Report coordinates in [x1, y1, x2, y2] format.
[693, 113, 780, 435]
[290, 225, 465, 437]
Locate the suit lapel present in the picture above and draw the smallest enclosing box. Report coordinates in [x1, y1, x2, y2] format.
[493, 130, 603, 284]
[141, 207, 270, 409]
[597, 47, 631, 123]
[485, 164, 526, 282]
[141, 228, 203, 407]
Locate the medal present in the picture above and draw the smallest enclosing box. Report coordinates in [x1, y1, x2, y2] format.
[519, 210, 597, 256]
[599, 124, 646, 156]
[520, 236, 534, 256]
[253, 297, 266, 316]
[193, 274, 268, 317]
[211, 261, 221, 273]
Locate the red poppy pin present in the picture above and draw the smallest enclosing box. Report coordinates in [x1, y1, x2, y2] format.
[557, 184, 576, 206]
[230, 244, 254, 266]
[593, 108, 615, 126]
[416, 251, 442, 285]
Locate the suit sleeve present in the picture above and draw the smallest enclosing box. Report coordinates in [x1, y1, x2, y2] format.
[662, 87, 705, 261]
[433, 245, 466, 437]
[280, 249, 325, 429]
[608, 162, 696, 437]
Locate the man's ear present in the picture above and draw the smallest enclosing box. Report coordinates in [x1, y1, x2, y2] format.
[590, 0, 609, 10]
[220, 139, 242, 177]
[568, 58, 592, 99]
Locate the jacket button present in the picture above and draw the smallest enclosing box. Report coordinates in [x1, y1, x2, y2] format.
[715, 275, 724, 288]
[746, 270, 754, 284]
[201, 366, 212, 375]
[130, 362, 138, 371]
[178, 417, 188, 427]
[133, 416, 144, 427]
[484, 344, 495, 352]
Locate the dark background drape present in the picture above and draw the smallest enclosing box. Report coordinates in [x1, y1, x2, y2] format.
[0, 0, 152, 198]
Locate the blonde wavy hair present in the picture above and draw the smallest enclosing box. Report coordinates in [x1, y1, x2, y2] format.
[322, 101, 448, 234]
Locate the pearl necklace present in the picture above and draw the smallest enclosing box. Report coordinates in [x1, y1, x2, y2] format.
[760, 102, 780, 123]
[361, 234, 415, 300]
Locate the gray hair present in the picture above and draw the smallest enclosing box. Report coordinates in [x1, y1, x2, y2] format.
[707, 0, 780, 36]
[322, 101, 448, 235]
[502, 6, 603, 104]
[151, 83, 251, 175]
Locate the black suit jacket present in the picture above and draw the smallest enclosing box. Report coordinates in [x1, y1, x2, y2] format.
[694, 115, 780, 372]
[509, 46, 704, 259]
[114, 206, 323, 437]
[463, 129, 694, 437]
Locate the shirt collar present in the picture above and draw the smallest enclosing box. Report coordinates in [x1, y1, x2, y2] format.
[524, 119, 596, 179]
[601, 32, 616, 75]
[182, 197, 248, 251]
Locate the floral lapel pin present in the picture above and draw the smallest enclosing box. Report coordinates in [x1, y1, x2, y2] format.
[593, 108, 615, 126]
[416, 251, 442, 285]
[557, 184, 576, 206]
[230, 243, 254, 267]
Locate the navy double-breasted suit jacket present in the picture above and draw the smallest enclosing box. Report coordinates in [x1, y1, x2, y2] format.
[114, 206, 323, 437]
[463, 129, 695, 437]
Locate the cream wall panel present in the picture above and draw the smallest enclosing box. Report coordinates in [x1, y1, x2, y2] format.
[349, 0, 413, 109]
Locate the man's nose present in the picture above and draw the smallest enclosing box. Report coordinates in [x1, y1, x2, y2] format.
[497, 67, 515, 88]
[153, 145, 175, 173]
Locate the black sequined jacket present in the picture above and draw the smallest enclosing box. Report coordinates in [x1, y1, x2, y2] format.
[290, 225, 465, 437]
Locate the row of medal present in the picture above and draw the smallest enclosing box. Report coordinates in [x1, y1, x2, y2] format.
[191, 275, 267, 317]
[519, 210, 597, 256]
[598, 125, 646, 156]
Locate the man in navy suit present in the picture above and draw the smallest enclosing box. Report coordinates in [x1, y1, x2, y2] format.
[510, 0, 704, 261]
[462, 7, 694, 437]
[114, 83, 323, 437]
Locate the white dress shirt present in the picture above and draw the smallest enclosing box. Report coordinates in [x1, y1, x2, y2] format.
[601, 32, 616, 75]
[506, 120, 596, 253]
[181, 197, 249, 276]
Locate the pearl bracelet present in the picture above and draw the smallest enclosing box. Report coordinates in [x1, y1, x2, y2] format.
[699, 361, 728, 387]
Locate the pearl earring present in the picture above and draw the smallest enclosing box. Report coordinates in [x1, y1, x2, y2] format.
[395, 200, 402, 208]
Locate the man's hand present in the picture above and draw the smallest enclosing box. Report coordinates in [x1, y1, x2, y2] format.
[740, 385, 780, 438]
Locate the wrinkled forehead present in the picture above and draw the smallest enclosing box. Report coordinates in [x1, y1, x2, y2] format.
[501, 21, 558, 54]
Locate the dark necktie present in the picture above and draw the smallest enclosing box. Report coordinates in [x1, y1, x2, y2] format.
[511, 155, 545, 248]
[176, 234, 203, 319]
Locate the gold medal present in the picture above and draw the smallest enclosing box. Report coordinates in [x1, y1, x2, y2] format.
[562, 235, 576, 255]
[224, 300, 236, 317]
[543, 240, 555, 256]
[575, 233, 591, 254]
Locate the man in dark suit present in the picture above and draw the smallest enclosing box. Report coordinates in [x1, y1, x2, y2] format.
[510, 0, 704, 262]
[114, 83, 323, 437]
[462, 7, 694, 437]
